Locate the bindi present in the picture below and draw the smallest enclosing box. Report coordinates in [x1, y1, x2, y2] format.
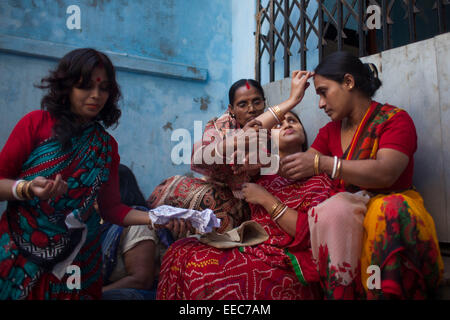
[96, 77, 102, 83]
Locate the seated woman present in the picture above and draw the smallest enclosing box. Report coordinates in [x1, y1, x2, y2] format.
[279, 51, 444, 299]
[157, 110, 326, 299]
[148, 79, 268, 233]
[101, 164, 160, 300]
[156, 72, 364, 299]
[0, 48, 152, 300]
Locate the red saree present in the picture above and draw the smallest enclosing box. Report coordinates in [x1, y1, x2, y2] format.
[156, 174, 335, 300]
[311, 101, 444, 299]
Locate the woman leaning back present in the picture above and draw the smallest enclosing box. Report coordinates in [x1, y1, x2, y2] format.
[0, 48, 153, 300]
[279, 51, 444, 299]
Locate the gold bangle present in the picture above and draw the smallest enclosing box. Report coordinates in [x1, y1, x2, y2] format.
[269, 202, 279, 216]
[273, 205, 288, 221]
[24, 181, 33, 200]
[272, 204, 287, 221]
[272, 202, 285, 218]
[314, 154, 320, 175]
[336, 159, 342, 179]
[272, 105, 285, 122]
[270, 201, 284, 218]
[16, 180, 26, 200]
[268, 107, 281, 124]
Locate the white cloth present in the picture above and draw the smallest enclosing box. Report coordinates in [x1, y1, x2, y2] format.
[148, 205, 221, 234]
[52, 212, 87, 280]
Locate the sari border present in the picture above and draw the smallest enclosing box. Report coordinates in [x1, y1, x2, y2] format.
[284, 248, 308, 286]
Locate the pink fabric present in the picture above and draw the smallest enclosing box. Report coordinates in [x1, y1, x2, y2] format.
[308, 191, 370, 285]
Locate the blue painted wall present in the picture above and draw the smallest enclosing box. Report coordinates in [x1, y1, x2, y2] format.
[0, 0, 233, 209]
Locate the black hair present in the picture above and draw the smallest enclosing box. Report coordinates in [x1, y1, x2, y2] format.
[314, 51, 382, 98]
[37, 48, 122, 149]
[285, 110, 308, 152]
[118, 164, 147, 207]
[228, 79, 265, 106]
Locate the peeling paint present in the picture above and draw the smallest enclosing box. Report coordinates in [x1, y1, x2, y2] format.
[194, 96, 211, 111]
[187, 66, 200, 74]
[163, 122, 173, 131]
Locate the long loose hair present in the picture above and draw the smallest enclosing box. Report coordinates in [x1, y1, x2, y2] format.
[37, 48, 122, 148]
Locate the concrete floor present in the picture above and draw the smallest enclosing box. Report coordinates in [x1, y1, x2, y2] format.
[437, 255, 450, 299]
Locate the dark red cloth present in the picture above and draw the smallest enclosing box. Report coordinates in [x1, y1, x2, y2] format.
[311, 102, 417, 192]
[0, 110, 131, 225]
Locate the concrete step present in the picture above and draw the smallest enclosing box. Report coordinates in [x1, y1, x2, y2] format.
[437, 254, 450, 299]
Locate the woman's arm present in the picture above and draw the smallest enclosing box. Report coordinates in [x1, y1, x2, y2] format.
[0, 175, 68, 202]
[103, 239, 156, 292]
[242, 182, 298, 237]
[212, 71, 314, 159]
[281, 147, 409, 189]
[319, 148, 409, 189]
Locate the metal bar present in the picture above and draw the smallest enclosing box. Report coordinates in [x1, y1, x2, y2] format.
[284, 0, 290, 77]
[407, 0, 416, 43]
[269, 0, 275, 82]
[255, 0, 262, 82]
[318, 0, 324, 61]
[337, 0, 343, 51]
[436, 0, 445, 34]
[358, 0, 365, 56]
[300, 0, 307, 69]
[382, 0, 389, 50]
[305, 9, 320, 40]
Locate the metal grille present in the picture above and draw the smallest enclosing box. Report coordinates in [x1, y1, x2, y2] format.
[256, 0, 450, 83]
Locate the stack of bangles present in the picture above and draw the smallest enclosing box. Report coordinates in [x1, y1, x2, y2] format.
[268, 105, 285, 124]
[330, 155, 343, 179]
[314, 154, 343, 179]
[12, 179, 34, 201]
[269, 201, 288, 222]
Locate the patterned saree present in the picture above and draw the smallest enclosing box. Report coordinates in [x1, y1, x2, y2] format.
[156, 174, 335, 300]
[342, 102, 444, 299]
[0, 123, 113, 300]
[148, 111, 252, 233]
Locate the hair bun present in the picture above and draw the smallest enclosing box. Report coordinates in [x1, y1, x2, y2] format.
[364, 63, 381, 96]
[365, 63, 379, 80]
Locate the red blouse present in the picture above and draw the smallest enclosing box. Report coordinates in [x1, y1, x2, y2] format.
[0, 110, 131, 225]
[311, 102, 417, 192]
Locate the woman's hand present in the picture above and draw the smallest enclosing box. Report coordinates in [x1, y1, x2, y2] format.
[288, 70, 314, 106]
[279, 152, 315, 180]
[161, 219, 195, 240]
[242, 119, 262, 132]
[242, 182, 271, 205]
[29, 174, 68, 200]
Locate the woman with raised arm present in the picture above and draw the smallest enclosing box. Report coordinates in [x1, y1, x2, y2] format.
[0, 48, 152, 300]
[157, 110, 337, 300]
[148, 76, 309, 235]
[279, 51, 443, 299]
